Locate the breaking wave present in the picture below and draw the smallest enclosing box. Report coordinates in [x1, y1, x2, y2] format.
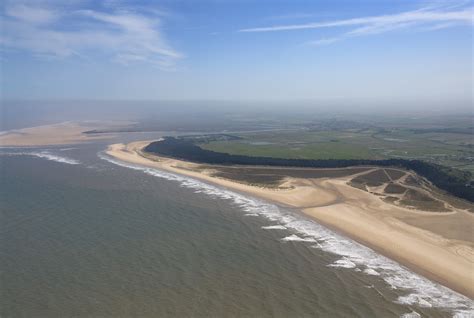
[99, 151, 474, 317]
[262, 225, 287, 230]
[281, 234, 317, 242]
[0, 150, 80, 165]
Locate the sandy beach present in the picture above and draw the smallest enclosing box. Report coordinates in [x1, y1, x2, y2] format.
[107, 141, 474, 299]
[0, 121, 117, 147]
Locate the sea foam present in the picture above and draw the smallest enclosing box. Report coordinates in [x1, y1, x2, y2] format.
[400, 311, 421, 318]
[281, 234, 317, 242]
[99, 151, 474, 317]
[262, 225, 287, 230]
[0, 150, 80, 165]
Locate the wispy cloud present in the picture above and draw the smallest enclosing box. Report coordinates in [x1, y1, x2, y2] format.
[309, 38, 341, 46]
[5, 4, 59, 25]
[1, 3, 182, 69]
[239, 4, 473, 45]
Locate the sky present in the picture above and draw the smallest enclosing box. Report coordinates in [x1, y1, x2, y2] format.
[1, 0, 473, 105]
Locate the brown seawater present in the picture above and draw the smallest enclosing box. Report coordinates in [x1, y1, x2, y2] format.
[1, 139, 472, 317]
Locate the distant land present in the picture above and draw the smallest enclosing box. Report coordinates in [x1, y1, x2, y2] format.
[2, 118, 473, 315]
[84, 112, 474, 174]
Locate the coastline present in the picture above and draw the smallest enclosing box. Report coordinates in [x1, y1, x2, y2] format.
[106, 141, 474, 299]
[0, 121, 116, 147]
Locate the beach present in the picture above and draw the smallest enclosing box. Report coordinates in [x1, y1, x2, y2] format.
[106, 141, 474, 299]
[0, 121, 117, 147]
[2, 125, 472, 316]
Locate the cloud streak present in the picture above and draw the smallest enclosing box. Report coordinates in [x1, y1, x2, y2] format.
[239, 5, 473, 45]
[1, 4, 182, 69]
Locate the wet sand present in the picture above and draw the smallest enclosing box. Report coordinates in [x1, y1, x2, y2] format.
[0, 122, 115, 147]
[107, 141, 474, 299]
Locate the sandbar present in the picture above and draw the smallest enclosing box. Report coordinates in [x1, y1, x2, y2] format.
[0, 121, 117, 147]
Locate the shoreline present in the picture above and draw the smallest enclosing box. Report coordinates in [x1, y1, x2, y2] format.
[0, 121, 118, 147]
[106, 141, 474, 300]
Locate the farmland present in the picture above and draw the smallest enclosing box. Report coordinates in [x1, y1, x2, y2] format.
[199, 117, 474, 173]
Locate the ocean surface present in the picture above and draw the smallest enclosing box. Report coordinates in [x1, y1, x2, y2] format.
[1, 136, 473, 317]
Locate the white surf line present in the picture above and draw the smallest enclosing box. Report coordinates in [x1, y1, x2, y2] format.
[262, 225, 287, 230]
[0, 150, 80, 165]
[59, 147, 78, 151]
[281, 234, 317, 242]
[99, 151, 474, 317]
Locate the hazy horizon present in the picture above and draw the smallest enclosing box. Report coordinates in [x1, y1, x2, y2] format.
[1, 99, 472, 131]
[1, 2, 474, 317]
[1, 0, 472, 105]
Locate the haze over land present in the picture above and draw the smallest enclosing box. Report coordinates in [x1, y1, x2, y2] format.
[1, 0, 473, 317]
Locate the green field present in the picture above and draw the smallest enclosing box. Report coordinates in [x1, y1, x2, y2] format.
[199, 122, 474, 173]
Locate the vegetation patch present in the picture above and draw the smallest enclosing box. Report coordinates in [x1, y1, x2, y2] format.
[400, 199, 447, 212]
[212, 171, 283, 187]
[383, 196, 399, 204]
[384, 183, 407, 194]
[384, 168, 406, 181]
[351, 169, 391, 187]
[144, 137, 474, 203]
[405, 175, 423, 187]
[404, 189, 434, 202]
[210, 166, 371, 180]
[348, 181, 367, 192]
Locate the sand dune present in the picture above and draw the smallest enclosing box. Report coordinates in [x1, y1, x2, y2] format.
[107, 141, 474, 299]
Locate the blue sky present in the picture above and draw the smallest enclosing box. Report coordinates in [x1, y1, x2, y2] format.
[1, 0, 472, 104]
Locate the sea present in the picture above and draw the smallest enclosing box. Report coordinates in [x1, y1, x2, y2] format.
[1, 133, 473, 317]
